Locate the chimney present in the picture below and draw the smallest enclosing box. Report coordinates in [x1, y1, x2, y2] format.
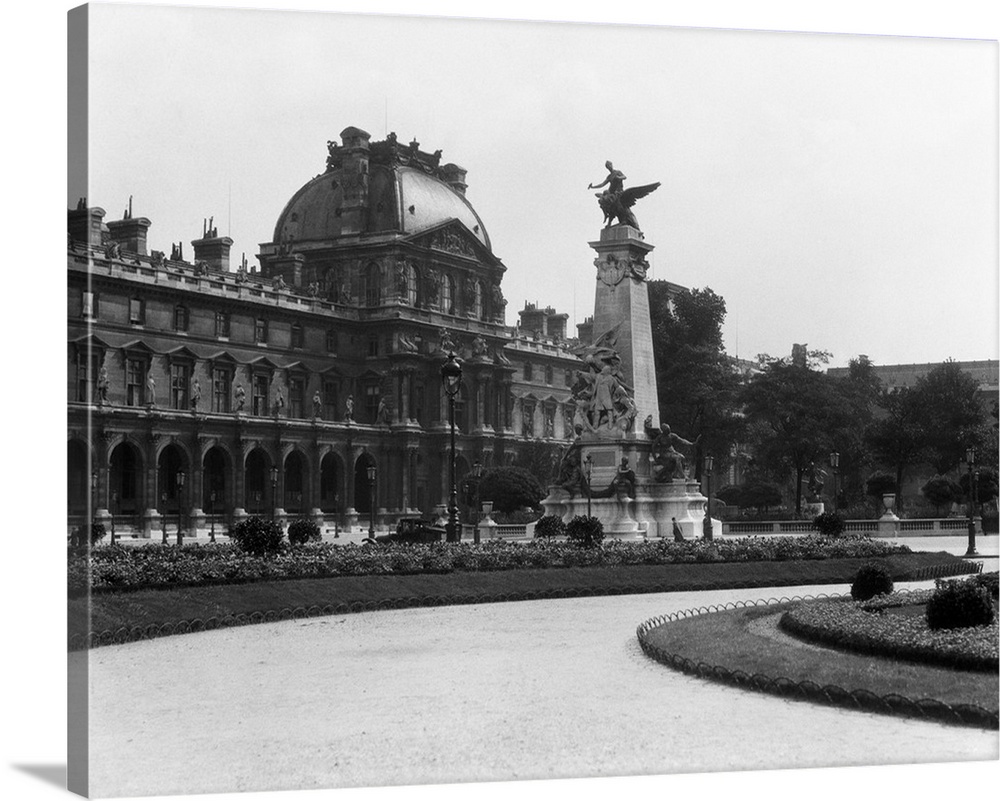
[105, 198, 151, 255]
[576, 316, 594, 346]
[67, 199, 107, 247]
[518, 302, 548, 337]
[546, 311, 568, 341]
[191, 217, 233, 272]
[440, 163, 468, 195]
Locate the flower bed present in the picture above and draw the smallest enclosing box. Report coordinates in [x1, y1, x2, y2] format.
[68, 536, 916, 596]
[779, 588, 999, 671]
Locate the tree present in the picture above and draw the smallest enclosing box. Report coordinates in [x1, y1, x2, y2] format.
[739, 359, 854, 514]
[477, 467, 545, 514]
[647, 283, 745, 480]
[958, 467, 999, 508]
[865, 386, 927, 514]
[911, 361, 991, 475]
[514, 439, 563, 486]
[920, 476, 963, 516]
[865, 472, 897, 516]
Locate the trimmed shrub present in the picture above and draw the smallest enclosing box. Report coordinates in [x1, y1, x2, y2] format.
[229, 516, 284, 556]
[813, 511, 845, 538]
[566, 515, 603, 548]
[851, 561, 894, 601]
[287, 519, 321, 546]
[534, 515, 566, 540]
[972, 571, 999, 599]
[926, 580, 996, 630]
[920, 475, 963, 516]
[477, 467, 545, 514]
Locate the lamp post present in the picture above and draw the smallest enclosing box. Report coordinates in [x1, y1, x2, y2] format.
[367, 464, 377, 539]
[702, 455, 714, 541]
[584, 453, 593, 519]
[90, 470, 98, 546]
[110, 490, 118, 546]
[209, 490, 216, 543]
[829, 451, 840, 513]
[441, 352, 463, 543]
[469, 460, 483, 525]
[161, 491, 168, 543]
[965, 448, 979, 557]
[176, 470, 186, 546]
[269, 465, 279, 523]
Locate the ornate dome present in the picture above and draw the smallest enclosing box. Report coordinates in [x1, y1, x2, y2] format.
[270, 128, 490, 251]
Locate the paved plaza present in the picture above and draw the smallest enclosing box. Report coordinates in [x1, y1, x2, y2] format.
[80, 580, 998, 798]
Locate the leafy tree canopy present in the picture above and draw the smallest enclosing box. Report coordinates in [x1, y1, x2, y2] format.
[478, 467, 545, 514]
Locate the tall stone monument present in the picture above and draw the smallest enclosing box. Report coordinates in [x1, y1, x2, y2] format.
[541, 162, 718, 540]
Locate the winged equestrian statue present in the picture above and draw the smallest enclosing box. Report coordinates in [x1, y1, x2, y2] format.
[588, 161, 660, 230]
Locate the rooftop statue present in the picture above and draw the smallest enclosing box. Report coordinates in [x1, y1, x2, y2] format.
[588, 161, 660, 231]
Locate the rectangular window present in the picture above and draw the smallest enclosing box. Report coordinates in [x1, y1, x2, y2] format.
[125, 358, 145, 406]
[212, 368, 231, 413]
[364, 384, 380, 423]
[215, 311, 230, 338]
[565, 370, 574, 387]
[252, 375, 269, 416]
[129, 298, 145, 325]
[169, 363, 190, 409]
[326, 329, 338, 354]
[174, 305, 189, 332]
[545, 365, 554, 385]
[523, 362, 532, 381]
[291, 324, 304, 349]
[289, 377, 305, 419]
[82, 291, 97, 319]
[412, 381, 424, 426]
[368, 337, 379, 357]
[323, 381, 338, 421]
[255, 318, 268, 344]
[522, 402, 535, 438]
[76, 351, 101, 402]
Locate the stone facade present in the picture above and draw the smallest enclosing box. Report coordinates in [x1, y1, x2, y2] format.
[67, 129, 583, 535]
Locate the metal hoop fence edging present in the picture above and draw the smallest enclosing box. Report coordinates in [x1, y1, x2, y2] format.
[634, 593, 998, 731]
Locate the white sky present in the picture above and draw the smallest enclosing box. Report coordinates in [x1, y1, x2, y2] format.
[76, 2, 998, 370]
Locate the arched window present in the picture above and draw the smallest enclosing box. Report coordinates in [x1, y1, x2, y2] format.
[442, 274, 456, 315]
[407, 263, 419, 306]
[364, 263, 381, 308]
[474, 280, 484, 319]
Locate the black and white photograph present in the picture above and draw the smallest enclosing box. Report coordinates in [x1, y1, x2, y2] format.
[4, 2, 1000, 800]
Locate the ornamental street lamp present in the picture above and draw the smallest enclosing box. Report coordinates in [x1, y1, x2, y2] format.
[702, 455, 714, 541]
[209, 490, 217, 543]
[469, 460, 483, 525]
[966, 448, 979, 557]
[367, 464, 377, 539]
[829, 451, 840, 513]
[441, 352, 463, 543]
[270, 465, 279, 522]
[176, 470, 186, 546]
[90, 470, 98, 546]
[161, 491, 168, 543]
[584, 453, 593, 519]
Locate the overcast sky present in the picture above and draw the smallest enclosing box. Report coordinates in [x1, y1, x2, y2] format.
[1, 4, 997, 801]
[76, 4, 997, 370]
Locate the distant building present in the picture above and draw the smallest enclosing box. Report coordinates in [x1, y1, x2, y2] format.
[827, 357, 999, 406]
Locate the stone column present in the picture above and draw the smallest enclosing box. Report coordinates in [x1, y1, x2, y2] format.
[589, 225, 660, 429]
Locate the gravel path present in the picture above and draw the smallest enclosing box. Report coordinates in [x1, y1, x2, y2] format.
[81, 582, 998, 798]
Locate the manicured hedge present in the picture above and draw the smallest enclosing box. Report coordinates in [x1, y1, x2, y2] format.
[69, 536, 914, 597]
[779, 589, 999, 671]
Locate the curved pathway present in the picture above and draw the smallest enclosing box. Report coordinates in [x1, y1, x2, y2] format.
[80, 582, 998, 797]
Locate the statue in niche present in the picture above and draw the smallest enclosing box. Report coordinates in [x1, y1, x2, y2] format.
[344, 395, 354, 422]
[588, 161, 660, 231]
[471, 335, 489, 359]
[273, 389, 285, 416]
[234, 383, 246, 412]
[644, 415, 699, 482]
[312, 390, 322, 418]
[96, 363, 110, 404]
[490, 284, 506, 319]
[190, 378, 201, 411]
[375, 396, 391, 425]
[146, 374, 156, 407]
[439, 328, 457, 354]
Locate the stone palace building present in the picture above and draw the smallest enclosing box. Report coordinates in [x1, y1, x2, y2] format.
[67, 127, 585, 536]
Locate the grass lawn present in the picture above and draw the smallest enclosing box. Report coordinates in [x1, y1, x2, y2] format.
[640, 601, 999, 722]
[72, 551, 972, 646]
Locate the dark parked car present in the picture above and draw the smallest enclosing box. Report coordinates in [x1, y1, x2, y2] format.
[374, 517, 446, 545]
